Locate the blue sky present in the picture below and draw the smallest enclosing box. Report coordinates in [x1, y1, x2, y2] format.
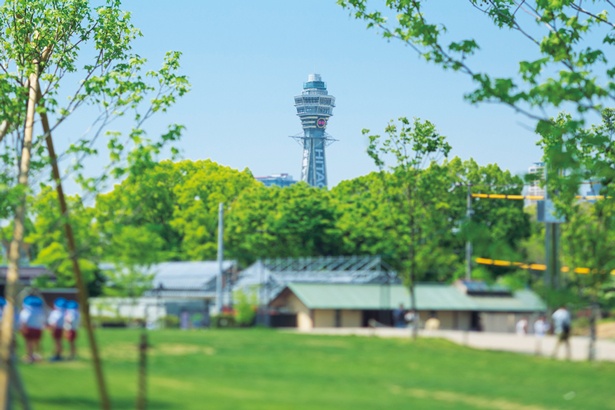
[114, 0, 545, 187]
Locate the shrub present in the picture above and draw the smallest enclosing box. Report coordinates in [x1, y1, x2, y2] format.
[211, 314, 237, 328]
[234, 290, 257, 326]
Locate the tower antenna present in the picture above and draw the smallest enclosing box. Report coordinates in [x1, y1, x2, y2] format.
[290, 74, 337, 188]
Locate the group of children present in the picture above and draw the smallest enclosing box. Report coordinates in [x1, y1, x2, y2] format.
[0, 295, 80, 363]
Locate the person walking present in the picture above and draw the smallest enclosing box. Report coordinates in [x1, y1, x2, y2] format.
[516, 317, 528, 336]
[552, 305, 572, 359]
[19, 295, 46, 363]
[393, 304, 406, 328]
[533, 315, 549, 355]
[47, 298, 66, 361]
[63, 300, 81, 360]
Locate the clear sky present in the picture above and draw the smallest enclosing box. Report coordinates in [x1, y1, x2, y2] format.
[111, 0, 545, 187]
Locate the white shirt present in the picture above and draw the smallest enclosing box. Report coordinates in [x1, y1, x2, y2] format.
[48, 309, 65, 328]
[19, 307, 45, 329]
[64, 309, 81, 330]
[533, 319, 549, 337]
[552, 308, 571, 334]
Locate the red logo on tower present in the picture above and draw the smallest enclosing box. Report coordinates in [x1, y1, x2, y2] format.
[316, 118, 327, 128]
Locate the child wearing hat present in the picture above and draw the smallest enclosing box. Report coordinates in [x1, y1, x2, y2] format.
[19, 295, 45, 363]
[47, 297, 66, 361]
[0, 297, 5, 337]
[63, 300, 80, 360]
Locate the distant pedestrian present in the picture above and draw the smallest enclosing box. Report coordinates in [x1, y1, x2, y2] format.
[180, 309, 190, 330]
[516, 317, 528, 336]
[533, 315, 549, 355]
[0, 296, 5, 322]
[19, 295, 45, 363]
[405, 310, 420, 329]
[425, 313, 440, 331]
[63, 300, 81, 360]
[0, 297, 5, 337]
[393, 304, 405, 328]
[552, 305, 572, 359]
[48, 298, 66, 361]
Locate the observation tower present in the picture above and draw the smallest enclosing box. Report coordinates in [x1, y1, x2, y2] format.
[291, 74, 336, 188]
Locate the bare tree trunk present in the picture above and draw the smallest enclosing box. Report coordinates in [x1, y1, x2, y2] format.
[0, 120, 8, 145]
[588, 302, 598, 361]
[39, 92, 111, 410]
[409, 213, 418, 340]
[409, 280, 418, 339]
[0, 73, 40, 410]
[135, 332, 148, 410]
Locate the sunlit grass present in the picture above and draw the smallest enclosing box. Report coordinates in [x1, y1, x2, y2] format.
[17, 328, 615, 409]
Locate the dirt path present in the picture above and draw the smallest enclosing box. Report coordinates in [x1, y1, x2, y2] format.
[291, 327, 615, 362]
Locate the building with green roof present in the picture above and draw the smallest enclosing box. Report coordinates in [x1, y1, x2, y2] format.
[269, 282, 546, 332]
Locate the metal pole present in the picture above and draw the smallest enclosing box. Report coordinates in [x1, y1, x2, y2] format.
[216, 203, 224, 313]
[545, 223, 560, 290]
[135, 332, 148, 410]
[466, 184, 473, 281]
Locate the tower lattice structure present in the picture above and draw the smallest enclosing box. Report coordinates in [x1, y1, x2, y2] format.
[291, 74, 336, 188]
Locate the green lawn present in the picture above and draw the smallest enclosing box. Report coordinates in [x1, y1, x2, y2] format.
[15, 329, 615, 409]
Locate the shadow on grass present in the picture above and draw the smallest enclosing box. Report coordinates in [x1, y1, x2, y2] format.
[28, 397, 176, 409]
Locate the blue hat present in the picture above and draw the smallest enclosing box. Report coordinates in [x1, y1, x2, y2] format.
[24, 295, 43, 308]
[54, 298, 67, 309]
[66, 300, 79, 309]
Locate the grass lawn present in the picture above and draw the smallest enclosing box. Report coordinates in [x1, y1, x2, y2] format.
[15, 328, 615, 409]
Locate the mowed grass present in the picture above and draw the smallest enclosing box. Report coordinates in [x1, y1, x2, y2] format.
[16, 328, 615, 409]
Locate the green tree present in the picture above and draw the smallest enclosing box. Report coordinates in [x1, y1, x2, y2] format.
[338, 0, 614, 138]
[28, 186, 104, 293]
[0, 1, 188, 404]
[94, 159, 258, 262]
[332, 157, 531, 283]
[540, 109, 615, 360]
[170, 161, 258, 260]
[226, 182, 344, 265]
[561, 201, 615, 359]
[332, 172, 404, 261]
[447, 158, 531, 278]
[365, 117, 451, 338]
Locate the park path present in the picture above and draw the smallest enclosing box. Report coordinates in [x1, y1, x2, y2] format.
[290, 327, 615, 362]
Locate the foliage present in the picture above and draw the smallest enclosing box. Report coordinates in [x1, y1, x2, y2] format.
[363, 117, 452, 282]
[27, 186, 103, 290]
[226, 182, 344, 265]
[337, 0, 614, 148]
[233, 290, 257, 326]
[100, 265, 154, 298]
[0, 0, 189, 201]
[93, 159, 258, 262]
[20, 154, 535, 290]
[0, 0, 189, 309]
[539, 109, 615, 358]
[447, 157, 531, 278]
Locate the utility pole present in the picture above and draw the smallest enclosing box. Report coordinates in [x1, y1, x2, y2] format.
[466, 183, 473, 281]
[216, 202, 224, 313]
[541, 167, 563, 290]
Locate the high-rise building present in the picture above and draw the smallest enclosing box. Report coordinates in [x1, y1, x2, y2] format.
[291, 74, 336, 188]
[255, 173, 298, 188]
[527, 161, 545, 204]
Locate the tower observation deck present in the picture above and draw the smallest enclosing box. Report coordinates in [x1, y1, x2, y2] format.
[291, 74, 336, 188]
